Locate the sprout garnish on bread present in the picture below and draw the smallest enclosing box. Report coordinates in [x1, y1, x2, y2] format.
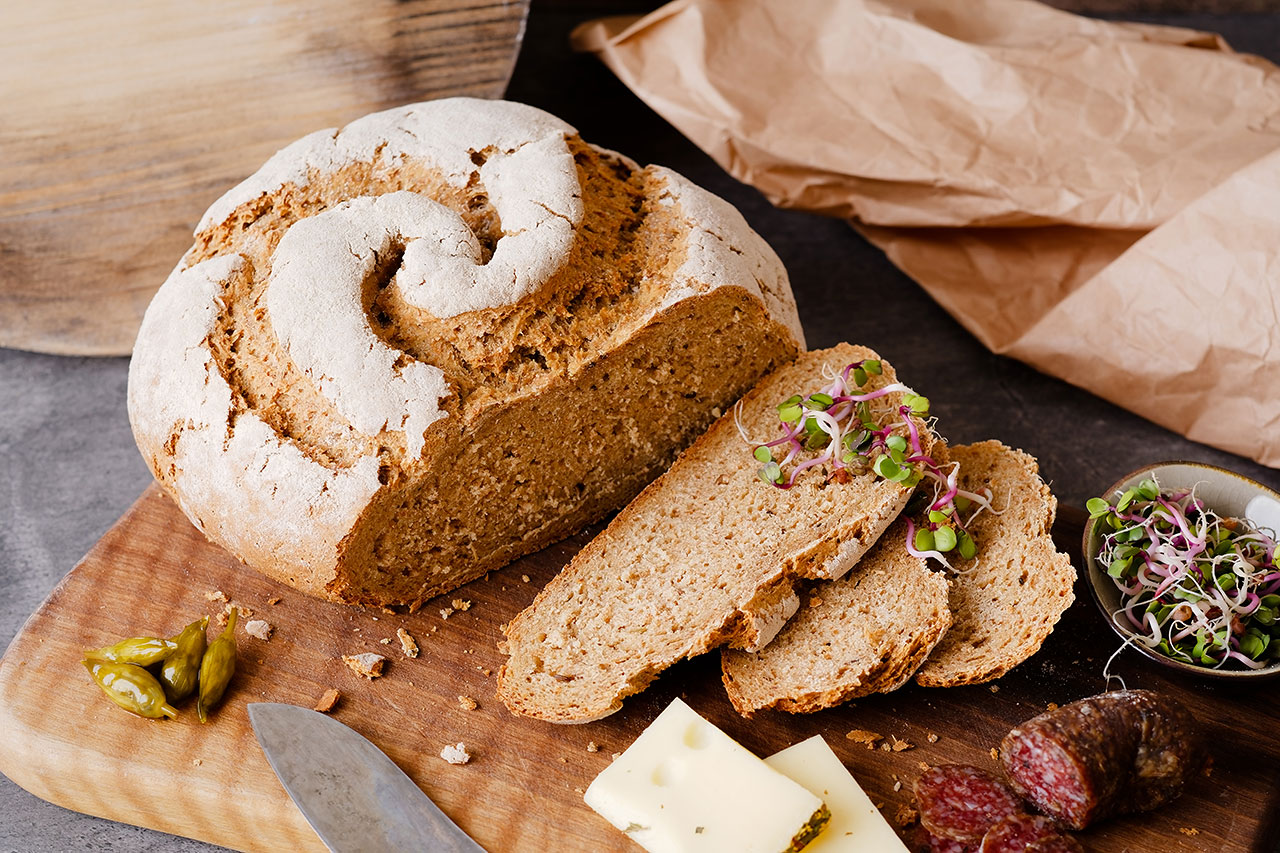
[742, 357, 995, 567]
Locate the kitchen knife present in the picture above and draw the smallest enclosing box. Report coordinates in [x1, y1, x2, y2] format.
[248, 702, 486, 853]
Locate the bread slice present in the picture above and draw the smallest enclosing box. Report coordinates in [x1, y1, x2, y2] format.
[912, 440, 1076, 687]
[721, 517, 951, 716]
[496, 344, 935, 723]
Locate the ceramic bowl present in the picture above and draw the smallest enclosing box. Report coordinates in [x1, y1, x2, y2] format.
[1083, 461, 1280, 681]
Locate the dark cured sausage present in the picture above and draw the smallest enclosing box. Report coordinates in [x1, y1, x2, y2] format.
[904, 824, 976, 853]
[980, 814, 1083, 853]
[914, 764, 1023, 844]
[1000, 689, 1206, 830]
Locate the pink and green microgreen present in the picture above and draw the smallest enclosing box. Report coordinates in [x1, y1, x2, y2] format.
[1089, 479, 1280, 670]
[738, 358, 994, 568]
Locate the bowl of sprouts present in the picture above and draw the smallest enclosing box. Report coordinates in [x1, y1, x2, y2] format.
[1084, 461, 1280, 680]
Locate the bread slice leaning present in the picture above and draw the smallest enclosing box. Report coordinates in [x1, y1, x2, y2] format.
[497, 344, 934, 723]
[912, 440, 1076, 687]
[721, 517, 951, 716]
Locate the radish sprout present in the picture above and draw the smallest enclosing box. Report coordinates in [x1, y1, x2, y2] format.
[742, 358, 993, 565]
[1089, 478, 1280, 670]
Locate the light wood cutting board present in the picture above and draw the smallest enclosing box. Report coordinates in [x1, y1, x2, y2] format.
[0, 0, 529, 357]
[0, 485, 1276, 852]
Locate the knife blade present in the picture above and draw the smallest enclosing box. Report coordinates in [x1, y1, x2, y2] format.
[248, 702, 486, 853]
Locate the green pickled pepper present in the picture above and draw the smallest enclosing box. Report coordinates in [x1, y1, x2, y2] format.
[160, 617, 208, 702]
[83, 660, 178, 720]
[83, 636, 177, 667]
[197, 609, 238, 723]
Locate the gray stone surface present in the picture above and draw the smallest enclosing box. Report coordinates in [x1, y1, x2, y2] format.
[3, 6, 1280, 853]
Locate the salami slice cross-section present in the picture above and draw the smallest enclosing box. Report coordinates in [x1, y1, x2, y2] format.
[914, 764, 1023, 844]
[979, 814, 1083, 853]
[1000, 689, 1207, 829]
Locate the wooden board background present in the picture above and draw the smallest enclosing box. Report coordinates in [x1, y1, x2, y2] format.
[0, 0, 529, 357]
[0, 484, 1275, 852]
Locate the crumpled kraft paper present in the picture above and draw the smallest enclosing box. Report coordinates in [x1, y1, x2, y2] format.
[573, 0, 1280, 467]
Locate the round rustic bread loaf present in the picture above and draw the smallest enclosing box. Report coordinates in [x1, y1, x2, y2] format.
[128, 98, 802, 608]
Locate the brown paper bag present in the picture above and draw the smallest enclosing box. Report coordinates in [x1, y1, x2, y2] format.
[574, 0, 1280, 466]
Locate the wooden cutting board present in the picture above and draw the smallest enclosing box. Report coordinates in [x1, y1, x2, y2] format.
[0, 484, 1276, 852]
[0, 0, 529, 357]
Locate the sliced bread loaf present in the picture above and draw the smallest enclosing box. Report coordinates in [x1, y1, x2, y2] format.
[912, 440, 1076, 687]
[496, 344, 934, 723]
[127, 98, 803, 608]
[720, 517, 951, 716]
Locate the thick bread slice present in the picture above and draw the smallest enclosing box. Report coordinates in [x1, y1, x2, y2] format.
[721, 517, 951, 716]
[497, 344, 934, 723]
[913, 440, 1076, 687]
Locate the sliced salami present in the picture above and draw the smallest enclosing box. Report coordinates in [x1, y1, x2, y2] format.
[1000, 690, 1207, 829]
[914, 764, 1023, 844]
[980, 814, 1082, 853]
[905, 825, 979, 853]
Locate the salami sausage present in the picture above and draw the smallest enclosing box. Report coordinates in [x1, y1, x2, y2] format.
[914, 764, 1023, 844]
[979, 814, 1083, 853]
[904, 825, 977, 853]
[1000, 689, 1206, 829]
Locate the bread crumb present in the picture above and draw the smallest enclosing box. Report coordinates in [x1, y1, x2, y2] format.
[379, 637, 392, 645]
[990, 747, 1000, 761]
[381, 607, 397, 616]
[846, 729, 882, 748]
[440, 743, 470, 765]
[521, 575, 530, 583]
[192, 758, 203, 767]
[1046, 702, 1059, 711]
[1178, 827, 1200, 837]
[205, 590, 228, 603]
[926, 733, 939, 744]
[215, 602, 253, 628]
[267, 596, 281, 606]
[892, 781, 902, 792]
[314, 688, 341, 713]
[587, 741, 599, 753]
[477, 666, 492, 677]
[430, 625, 439, 633]
[893, 805, 918, 828]
[880, 742, 891, 752]
[890, 736, 914, 752]
[244, 620, 274, 641]
[574, 787, 585, 794]
[559, 757, 568, 763]
[342, 653, 387, 679]
[989, 685, 1000, 693]
[809, 596, 823, 607]
[439, 607, 454, 620]
[452, 599, 472, 612]
[458, 695, 478, 711]
[397, 628, 419, 659]
[917, 762, 931, 772]
[611, 753, 621, 761]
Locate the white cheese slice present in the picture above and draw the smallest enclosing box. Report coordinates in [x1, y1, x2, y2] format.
[583, 698, 827, 853]
[764, 736, 909, 852]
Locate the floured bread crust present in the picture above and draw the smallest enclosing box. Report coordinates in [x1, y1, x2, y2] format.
[128, 98, 802, 606]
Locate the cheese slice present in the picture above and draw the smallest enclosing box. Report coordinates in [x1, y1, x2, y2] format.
[583, 698, 829, 852]
[764, 736, 909, 853]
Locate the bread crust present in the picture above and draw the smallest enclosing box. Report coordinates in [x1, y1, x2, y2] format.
[128, 98, 802, 606]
